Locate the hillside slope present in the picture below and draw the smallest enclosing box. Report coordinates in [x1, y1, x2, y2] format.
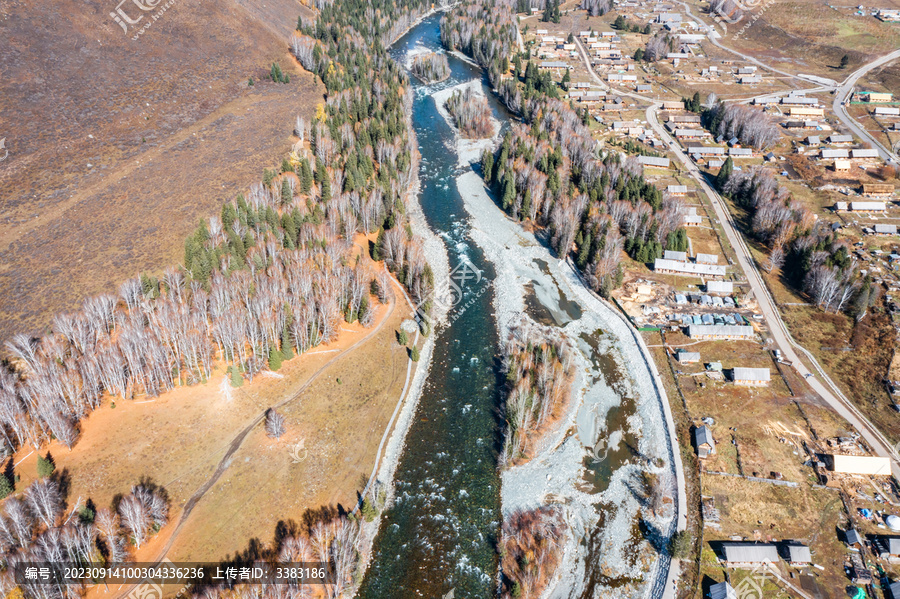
[0, 0, 321, 340]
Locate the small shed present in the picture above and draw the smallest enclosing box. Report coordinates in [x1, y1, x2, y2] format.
[677, 351, 701, 363]
[784, 543, 811, 566]
[708, 581, 736, 599]
[845, 529, 863, 546]
[887, 581, 900, 599]
[834, 159, 851, 172]
[694, 425, 715, 458]
[877, 536, 900, 558]
[696, 253, 719, 265]
[706, 281, 733, 295]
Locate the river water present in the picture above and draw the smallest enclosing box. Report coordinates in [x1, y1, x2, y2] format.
[360, 12, 676, 599]
[357, 14, 512, 599]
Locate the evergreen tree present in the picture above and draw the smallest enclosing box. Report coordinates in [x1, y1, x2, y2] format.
[481, 149, 494, 183]
[281, 327, 294, 360]
[0, 474, 11, 500]
[37, 453, 55, 478]
[409, 346, 420, 362]
[281, 179, 292, 204]
[840, 54, 850, 69]
[715, 157, 733, 191]
[613, 15, 626, 29]
[397, 329, 408, 345]
[229, 365, 244, 388]
[268, 347, 282, 371]
[300, 158, 313, 193]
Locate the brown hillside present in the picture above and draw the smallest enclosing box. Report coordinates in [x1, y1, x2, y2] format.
[0, 0, 322, 341]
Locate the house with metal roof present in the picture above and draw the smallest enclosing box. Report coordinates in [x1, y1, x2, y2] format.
[821, 148, 850, 159]
[667, 184, 688, 195]
[845, 529, 863, 546]
[706, 281, 733, 294]
[731, 367, 770, 386]
[638, 155, 670, 168]
[687, 324, 755, 340]
[693, 425, 715, 458]
[850, 201, 887, 211]
[720, 542, 779, 567]
[664, 250, 688, 262]
[875, 224, 898, 235]
[696, 253, 719, 265]
[784, 543, 811, 565]
[852, 148, 880, 159]
[828, 134, 853, 144]
[826, 454, 892, 476]
[876, 536, 900, 559]
[677, 351, 701, 363]
[654, 259, 727, 277]
[887, 581, 900, 599]
[708, 582, 736, 599]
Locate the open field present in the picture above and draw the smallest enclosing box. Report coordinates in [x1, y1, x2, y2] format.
[699, 476, 848, 598]
[734, 217, 900, 444]
[0, 0, 322, 343]
[6, 277, 419, 568]
[698, 0, 900, 77]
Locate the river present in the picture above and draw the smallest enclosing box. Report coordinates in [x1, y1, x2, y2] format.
[357, 14, 511, 599]
[359, 12, 678, 599]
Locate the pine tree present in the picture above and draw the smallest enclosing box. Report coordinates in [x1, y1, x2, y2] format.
[0, 475, 11, 500]
[281, 179, 292, 204]
[715, 157, 733, 191]
[281, 327, 294, 360]
[409, 346, 420, 362]
[37, 453, 55, 478]
[300, 158, 313, 193]
[268, 347, 282, 371]
[481, 150, 494, 183]
[397, 330, 408, 345]
[229, 365, 244, 388]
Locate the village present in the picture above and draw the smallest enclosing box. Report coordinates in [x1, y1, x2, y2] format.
[514, 0, 900, 595]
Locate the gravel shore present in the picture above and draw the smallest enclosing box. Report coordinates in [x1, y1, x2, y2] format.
[442, 83, 677, 598]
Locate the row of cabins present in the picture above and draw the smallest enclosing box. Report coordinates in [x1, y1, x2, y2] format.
[714, 541, 812, 568]
[654, 259, 726, 277]
[821, 147, 881, 159]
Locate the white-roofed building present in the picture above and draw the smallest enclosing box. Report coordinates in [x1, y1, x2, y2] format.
[638, 155, 670, 168]
[706, 281, 733, 294]
[850, 201, 887, 212]
[687, 324, 754, 340]
[709, 582, 737, 599]
[721, 543, 779, 567]
[731, 367, 770, 386]
[821, 148, 850, 159]
[827, 454, 892, 476]
[852, 148, 880, 159]
[654, 259, 726, 277]
[875, 224, 898, 235]
[696, 253, 718, 265]
[664, 250, 688, 261]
